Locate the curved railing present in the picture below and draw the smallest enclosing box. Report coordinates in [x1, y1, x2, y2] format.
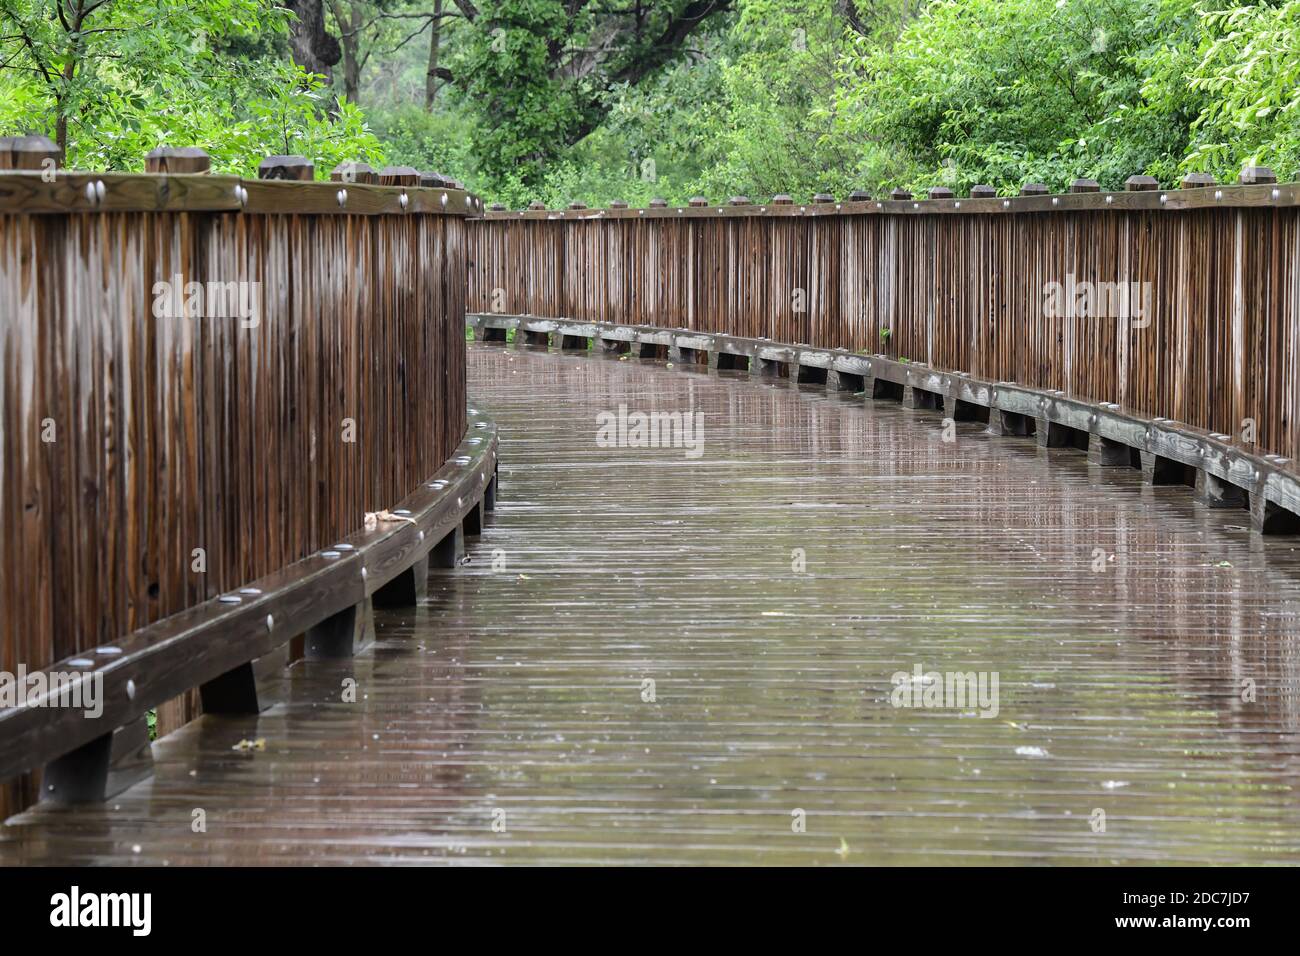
[0, 143, 490, 815]
[468, 173, 1300, 462]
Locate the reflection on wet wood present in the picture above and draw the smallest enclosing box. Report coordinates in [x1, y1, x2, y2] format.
[3, 345, 1298, 864]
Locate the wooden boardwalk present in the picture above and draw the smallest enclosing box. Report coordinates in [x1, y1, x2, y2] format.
[4, 342, 1300, 864]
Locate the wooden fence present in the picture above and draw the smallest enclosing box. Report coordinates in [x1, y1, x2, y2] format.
[1, 144, 480, 814]
[469, 175, 1300, 461]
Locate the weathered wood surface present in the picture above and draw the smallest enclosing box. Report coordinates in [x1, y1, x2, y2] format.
[3, 343, 1298, 864]
[0, 181, 473, 815]
[468, 196, 1300, 461]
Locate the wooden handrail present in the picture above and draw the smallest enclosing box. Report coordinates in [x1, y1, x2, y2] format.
[0, 146, 483, 813]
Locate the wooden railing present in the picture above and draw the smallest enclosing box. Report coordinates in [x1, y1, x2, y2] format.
[0, 142, 489, 816]
[469, 172, 1300, 462]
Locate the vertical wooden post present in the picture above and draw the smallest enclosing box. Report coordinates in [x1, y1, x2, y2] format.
[257, 155, 314, 180]
[145, 146, 211, 174]
[1239, 166, 1276, 185]
[331, 161, 378, 184]
[1, 134, 60, 172]
[380, 165, 420, 186]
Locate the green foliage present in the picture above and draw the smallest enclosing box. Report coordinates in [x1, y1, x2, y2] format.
[1144, 0, 1300, 181]
[4, 0, 1297, 197]
[454, 0, 590, 186]
[832, 0, 1180, 192]
[368, 104, 477, 182]
[0, 0, 382, 176]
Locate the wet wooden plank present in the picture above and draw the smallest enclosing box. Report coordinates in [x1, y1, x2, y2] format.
[4, 345, 1299, 864]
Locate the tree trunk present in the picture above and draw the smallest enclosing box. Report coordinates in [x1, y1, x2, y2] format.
[283, 0, 342, 80]
[425, 0, 444, 110]
[339, 3, 362, 102]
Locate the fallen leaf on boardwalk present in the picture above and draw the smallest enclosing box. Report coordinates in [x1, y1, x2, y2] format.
[836, 838, 850, 860]
[232, 738, 266, 752]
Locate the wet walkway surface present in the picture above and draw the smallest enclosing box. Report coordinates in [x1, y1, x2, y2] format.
[4, 342, 1300, 864]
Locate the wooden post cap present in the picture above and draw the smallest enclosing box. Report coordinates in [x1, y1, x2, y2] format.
[969, 185, 996, 198]
[927, 186, 954, 199]
[688, 196, 708, 207]
[728, 196, 751, 205]
[331, 161, 377, 184]
[528, 200, 546, 210]
[1020, 183, 1049, 195]
[258, 155, 314, 180]
[812, 192, 835, 203]
[419, 171, 453, 188]
[3, 134, 61, 171]
[609, 199, 628, 208]
[1179, 172, 1216, 189]
[847, 190, 871, 201]
[889, 187, 912, 200]
[1069, 178, 1100, 193]
[649, 198, 667, 207]
[1239, 165, 1276, 185]
[488, 202, 506, 211]
[1124, 175, 1159, 191]
[379, 165, 420, 186]
[567, 200, 587, 209]
[772, 194, 793, 205]
[145, 146, 211, 174]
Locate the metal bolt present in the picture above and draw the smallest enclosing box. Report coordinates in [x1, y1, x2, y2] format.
[336, 189, 347, 207]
